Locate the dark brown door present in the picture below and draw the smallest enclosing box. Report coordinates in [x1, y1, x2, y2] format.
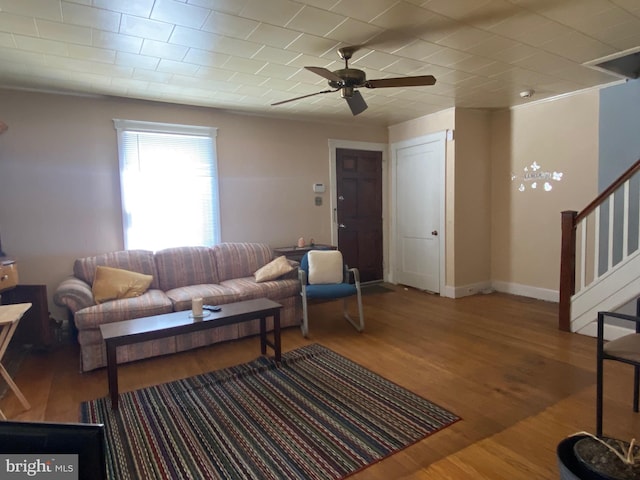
[336, 148, 383, 283]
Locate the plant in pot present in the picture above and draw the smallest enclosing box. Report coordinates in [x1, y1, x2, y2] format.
[557, 432, 640, 480]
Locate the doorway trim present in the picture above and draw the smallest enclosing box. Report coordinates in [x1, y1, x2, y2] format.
[389, 131, 447, 293]
[328, 139, 389, 280]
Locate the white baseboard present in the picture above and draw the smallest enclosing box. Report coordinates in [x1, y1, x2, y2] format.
[447, 281, 493, 299]
[491, 281, 559, 303]
[575, 321, 634, 341]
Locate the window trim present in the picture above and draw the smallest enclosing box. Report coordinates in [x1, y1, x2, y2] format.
[113, 118, 220, 250]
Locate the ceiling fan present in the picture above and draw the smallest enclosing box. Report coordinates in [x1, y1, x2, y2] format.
[271, 46, 436, 116]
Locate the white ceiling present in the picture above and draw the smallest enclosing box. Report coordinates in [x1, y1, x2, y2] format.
[0, 0, 638, 126]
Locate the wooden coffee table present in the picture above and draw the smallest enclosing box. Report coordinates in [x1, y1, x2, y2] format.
[100, 298, 282, 409]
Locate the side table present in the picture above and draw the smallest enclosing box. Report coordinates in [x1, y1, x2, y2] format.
[273, 244, 336, 263]
[0, 303, 32, 419]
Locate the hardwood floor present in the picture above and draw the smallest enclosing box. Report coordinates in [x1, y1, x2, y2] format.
[3, 286, 639, 479]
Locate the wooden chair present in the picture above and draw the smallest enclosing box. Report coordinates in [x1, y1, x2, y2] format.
[596, 299, 640, 437]
[298, 250, 364, 338]
[0, 303, 32, 419]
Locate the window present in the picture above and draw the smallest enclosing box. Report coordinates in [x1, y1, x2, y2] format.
[114, 119, 220, 251]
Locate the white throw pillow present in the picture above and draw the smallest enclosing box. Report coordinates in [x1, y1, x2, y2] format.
[307, 250, 343, 285]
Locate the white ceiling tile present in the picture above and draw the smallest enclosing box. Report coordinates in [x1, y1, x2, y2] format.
[182, 48, 230, 67]
[150, 0, 210, 29]
[14, 35, 68, 56]
[195, 66, 234, 81]
[324, 17, 383, 45]
[246, 23, 302, 49]
[240, 0, 303, 25]
[116, 51, 160, 70]
[0, 31, 14, 48]
[141, 39, 189, 61]
[186, 0, 249, 16]
[540, 31, 616, 63]
[157, 58, 200, 75]
[92, 0, 155, 18]
[465, 34, 516, 57]
[421, 0, 493, 20]
[67, 44, 116, 63]
[286, 5, 345, 37]
[61, 3, 121, 32]
[286, 34, 339, 56]
[221, 56, 267, 74]
[252, 62, 300, 80]
[285, 53, 333, 68]
[392, 39, 442, 61]
[119, 15, 174, 42]
[423, 47, 472, 67]
[0, 48, 45, 66]
[228, 71, 268, 86]
[0, 0, 635, 125]
[92, 31, 143, 54]
[436, 25, 494, 51]
[201, 11, 259, 38]
[252, 45, 300, 64]
[488, 42, 538, 63]
[0, 0, 62, 21]
[352, 50, 399, 70]
[330, 0, 398, 23]
[132, 68, 172, 83]
[36, 19, 92, 45]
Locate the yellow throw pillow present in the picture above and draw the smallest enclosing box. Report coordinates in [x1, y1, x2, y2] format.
[92, 266, 153, 303]
[254, 256, 294, 283]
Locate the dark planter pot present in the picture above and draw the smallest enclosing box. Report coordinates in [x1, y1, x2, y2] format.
[557, 435, 606, 480]
[558, 435, 639, 480]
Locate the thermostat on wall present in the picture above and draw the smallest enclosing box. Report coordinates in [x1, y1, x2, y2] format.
[313, 183, 325, 193]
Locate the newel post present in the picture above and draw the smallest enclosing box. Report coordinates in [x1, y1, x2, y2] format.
[559, 210, 577, 331]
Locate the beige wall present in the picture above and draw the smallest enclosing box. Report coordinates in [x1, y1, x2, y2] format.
[0, 89, 386, 316]
[490, 91, 600, 297]
[0, 85, 604, 316]
[453, 109, 492, 289]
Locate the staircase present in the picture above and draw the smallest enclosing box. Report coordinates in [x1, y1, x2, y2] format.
[559, 158, 640, 340]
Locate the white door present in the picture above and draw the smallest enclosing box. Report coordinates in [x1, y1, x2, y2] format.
[393, 133, 445, 293]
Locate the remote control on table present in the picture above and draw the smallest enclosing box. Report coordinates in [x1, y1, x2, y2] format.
[203, 305, 221, 312]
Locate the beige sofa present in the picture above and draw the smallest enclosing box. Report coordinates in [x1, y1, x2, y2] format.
[54, 243, 301, 372]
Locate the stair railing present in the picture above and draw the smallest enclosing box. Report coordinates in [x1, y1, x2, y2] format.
[559, 158, 640, 331]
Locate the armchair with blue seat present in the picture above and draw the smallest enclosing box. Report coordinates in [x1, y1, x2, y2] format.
[298, 250, 364, 338]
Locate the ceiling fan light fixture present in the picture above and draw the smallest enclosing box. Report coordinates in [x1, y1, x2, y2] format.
[272, 45, 436, 115]
[341, 87, 354, 98]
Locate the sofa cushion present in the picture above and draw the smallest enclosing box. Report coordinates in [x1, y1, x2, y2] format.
[73, 289, 173, 330]
[220, 277, 300, 301]
[74, 250, 159, 289]
[154, 246, 219, 291]
[213, 243, 273, 282]
[92, 266, 153, 303]
[164, 284, 242, 311]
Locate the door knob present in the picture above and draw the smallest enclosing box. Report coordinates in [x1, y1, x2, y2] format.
[338, 195, 344, 201]
[339, 224, 347, 229]
[432, 230, 438, 236]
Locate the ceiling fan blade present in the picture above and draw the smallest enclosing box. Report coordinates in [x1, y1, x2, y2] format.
[366, 75, 436, 88]
[271, 89, 335, 106]
[345, 90, 368, 116]
[305, 66, 344, 84]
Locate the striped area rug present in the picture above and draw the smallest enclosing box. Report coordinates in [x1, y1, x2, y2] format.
[81, 344, 459, 479]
